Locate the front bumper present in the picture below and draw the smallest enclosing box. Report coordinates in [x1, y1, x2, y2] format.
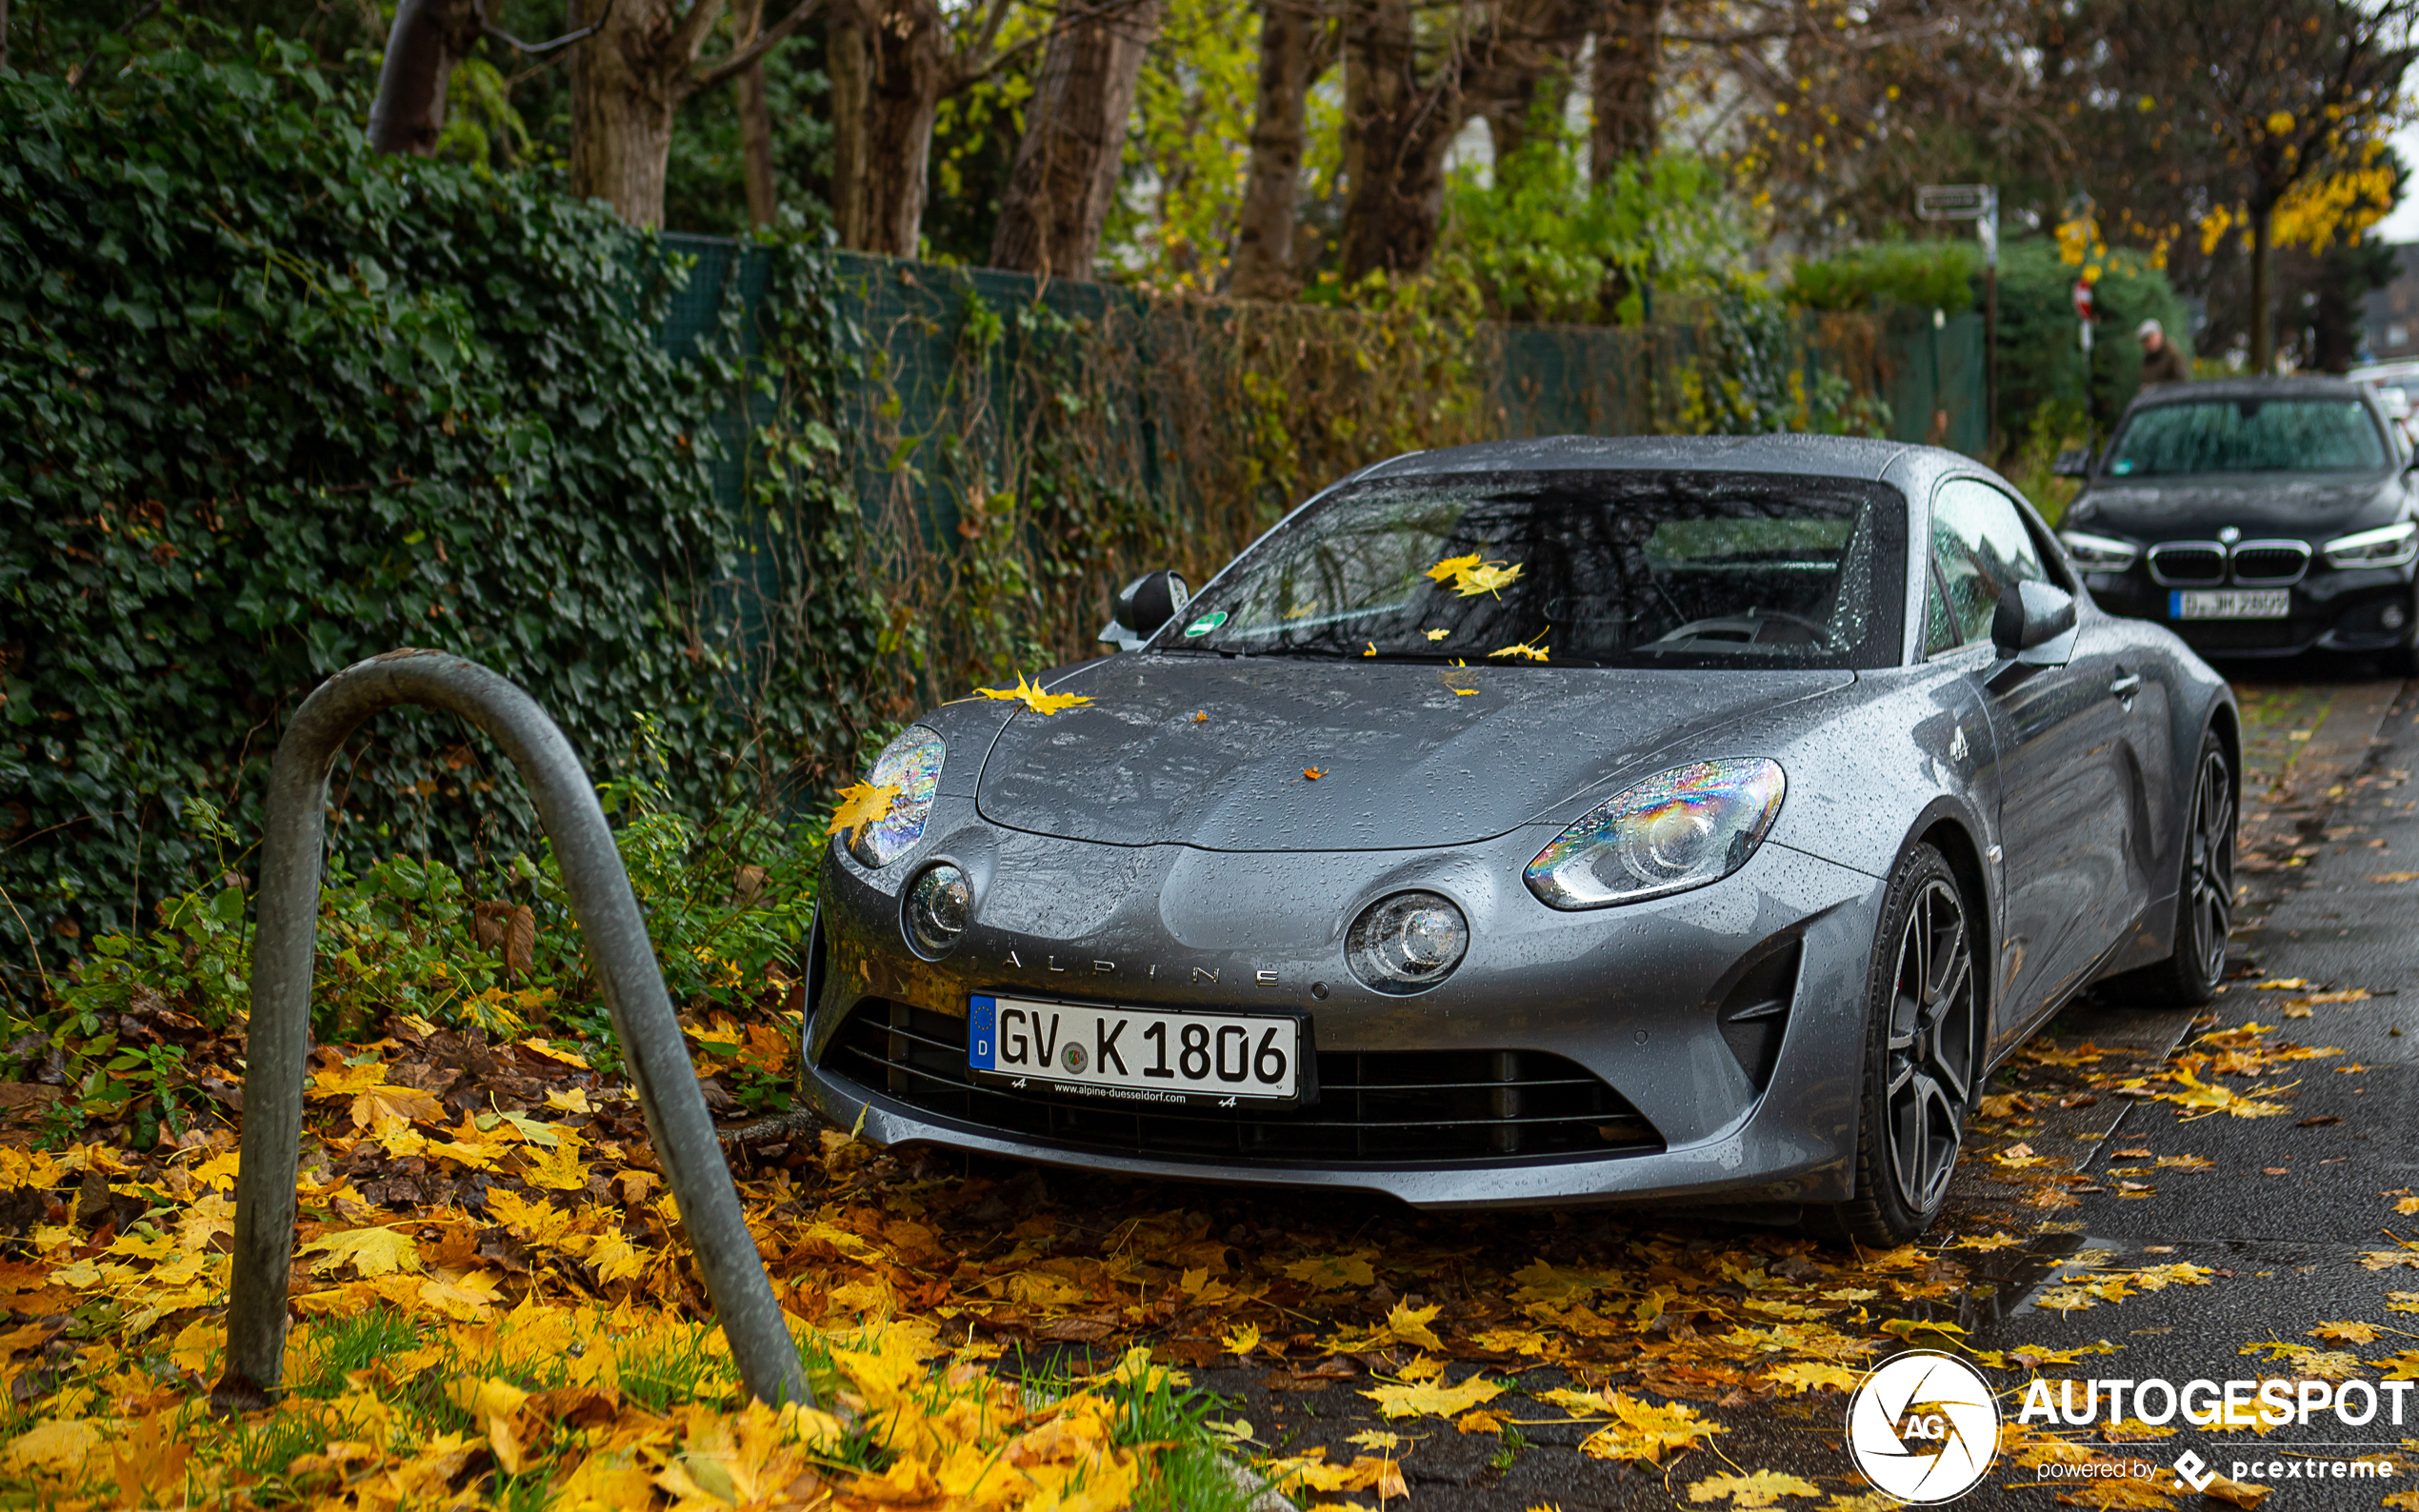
[2084, 564, 2416, 657]
[801, 805, 1888, 1209]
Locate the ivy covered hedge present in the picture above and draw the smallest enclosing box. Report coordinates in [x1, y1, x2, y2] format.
[0, 30, 871, 1002]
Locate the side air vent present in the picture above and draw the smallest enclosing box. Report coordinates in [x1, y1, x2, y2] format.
[1715, 943, 1801, 1091]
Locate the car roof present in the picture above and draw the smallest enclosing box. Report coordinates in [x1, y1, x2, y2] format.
[1350, 433, 1941, 484]
[2127, 375, 2372, 408]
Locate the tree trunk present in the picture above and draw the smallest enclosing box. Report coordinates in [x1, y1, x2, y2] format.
[2249, 198, 2275, 373]
[1588, 0, 1659, 183]
[1470, 0, 1586, 171]
[826, 0, 951, 255]
[1338, 0, 1466, 284]
[990, 0, 1164, 277]
[1229, 0, 1330, 299]
[733, 0, 779, 226]
[368, 0, 483, 155]
[569, 0, 697, 226]
[828, 10, 873, 246]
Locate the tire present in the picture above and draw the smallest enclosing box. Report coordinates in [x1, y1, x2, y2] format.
[1809, 843, 1981, 1249]
[2109, 732, 2234, 1008]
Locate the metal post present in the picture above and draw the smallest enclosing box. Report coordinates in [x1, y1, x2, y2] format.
[211, 648, 811, 1413]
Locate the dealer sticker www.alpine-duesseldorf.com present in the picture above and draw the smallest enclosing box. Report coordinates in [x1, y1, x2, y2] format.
[1846, 1351, 2407, 1504]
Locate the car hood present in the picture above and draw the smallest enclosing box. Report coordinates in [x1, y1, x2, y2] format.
[2069, 471, 2404, 541]
[972, 654, 1851, 851]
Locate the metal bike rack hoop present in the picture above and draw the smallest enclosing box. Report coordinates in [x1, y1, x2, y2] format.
[211, 648, 810, 1412]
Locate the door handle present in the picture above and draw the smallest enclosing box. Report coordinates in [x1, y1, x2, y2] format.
[2109, 671, 2143, 702]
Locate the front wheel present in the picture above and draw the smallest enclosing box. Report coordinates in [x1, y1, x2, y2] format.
[1809, 844, 1980, 1248]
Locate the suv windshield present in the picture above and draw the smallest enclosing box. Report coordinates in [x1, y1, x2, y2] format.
[2105, 397, 2386, 477]
[1166, 469, 1906, 668]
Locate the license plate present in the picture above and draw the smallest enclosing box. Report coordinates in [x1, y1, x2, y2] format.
[2169, 588, 2290, 620]
[969, 994, 1303, 1107]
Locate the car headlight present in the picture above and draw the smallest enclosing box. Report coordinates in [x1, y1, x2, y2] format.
[1346, 891, 1469, 994]
[1525, 759, 1787, 909]
[2058, 530, 2140, 571]
[904, 863, 970, 957]
[847, 726, 944, 867]
[2323, 520, 2419, 569]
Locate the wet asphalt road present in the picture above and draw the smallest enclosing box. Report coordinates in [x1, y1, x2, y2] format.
[1168, 663, 2419, 1511]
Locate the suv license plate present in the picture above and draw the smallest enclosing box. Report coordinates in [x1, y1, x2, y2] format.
[2170, 588, 2289, 619]
[969, 994, 1303, 1107]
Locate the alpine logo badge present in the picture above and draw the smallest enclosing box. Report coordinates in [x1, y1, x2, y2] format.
[1846, 1350, 2000, 1504]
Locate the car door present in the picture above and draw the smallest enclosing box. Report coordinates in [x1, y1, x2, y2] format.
[1928, 478, 2139, 1045]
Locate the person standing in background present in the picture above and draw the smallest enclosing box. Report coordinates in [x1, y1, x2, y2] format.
[2138, 319, 2189, 386]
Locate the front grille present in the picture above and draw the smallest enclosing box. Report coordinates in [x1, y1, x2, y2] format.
[2229, 541, 2311, 586]
[2147, 543, 2226, 585]
[822, 999, 1664, 1166]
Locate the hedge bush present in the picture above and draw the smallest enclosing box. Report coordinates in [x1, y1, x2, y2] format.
[0, 29, 860, 1005]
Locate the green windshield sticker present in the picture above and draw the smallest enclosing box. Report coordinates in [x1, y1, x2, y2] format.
[1184, 611, 1229, 637]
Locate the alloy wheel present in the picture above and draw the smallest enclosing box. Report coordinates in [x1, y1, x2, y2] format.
[2184, 747, 2235, 985]
[1885, 878, 1976, 1215]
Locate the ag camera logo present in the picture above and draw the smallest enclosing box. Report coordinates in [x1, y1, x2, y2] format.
[1846, 1350, 2000, 1504]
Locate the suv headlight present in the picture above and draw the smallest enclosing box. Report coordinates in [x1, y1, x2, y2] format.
[2323, 521, 2419, 569]
[1525, 759, 1787, 909]
[846, 726, 945, 867]
[2058, 530, 2140, 571]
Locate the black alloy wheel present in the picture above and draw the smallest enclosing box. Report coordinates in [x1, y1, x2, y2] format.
[2180, 744, 2235, 989]
[1883, 876, 1977, 1218]
[2112, 732, 2234, 1008]
[1811, 844, 1978, 1247]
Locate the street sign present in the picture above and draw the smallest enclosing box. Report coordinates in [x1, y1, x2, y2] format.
[2071, 281, 2095, 321]
[1916, 185, 1995, 220]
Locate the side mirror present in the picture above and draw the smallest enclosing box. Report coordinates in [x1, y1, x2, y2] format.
[1991, 581, 2078, 654]
[1097, 568, 1190, 651]
[2051, 447, 2094, 479]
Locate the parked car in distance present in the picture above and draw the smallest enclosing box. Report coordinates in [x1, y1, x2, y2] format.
[2055, 376, 2419, 668]
[803, 435, 2238, 1246]
[2350, 359, 2419, 447]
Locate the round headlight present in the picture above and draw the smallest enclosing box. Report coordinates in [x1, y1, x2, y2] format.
[1346, 890, 1469, 995]
[904, 864, 970, 957]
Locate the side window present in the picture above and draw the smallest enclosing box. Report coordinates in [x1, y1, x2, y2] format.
[1929, 479, 2049, 646]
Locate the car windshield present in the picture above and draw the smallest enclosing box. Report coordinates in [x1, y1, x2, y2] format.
[1166, 469, 1906, 668]
[2105, 397, 2386, 476]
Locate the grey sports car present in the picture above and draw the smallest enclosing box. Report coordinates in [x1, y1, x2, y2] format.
[799, 435, 2237, 1243]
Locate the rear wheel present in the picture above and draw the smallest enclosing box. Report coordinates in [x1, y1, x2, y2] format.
[1809, 844, 1979, 1248]
[2109, 733, 2233, 1008]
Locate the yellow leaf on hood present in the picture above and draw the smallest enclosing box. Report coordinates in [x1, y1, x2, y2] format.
[975, 672, 1093, 717]
[2312, 1321, 2381, 1343]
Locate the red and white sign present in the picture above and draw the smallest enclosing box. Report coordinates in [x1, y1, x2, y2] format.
[2071, 281, 2095, 321]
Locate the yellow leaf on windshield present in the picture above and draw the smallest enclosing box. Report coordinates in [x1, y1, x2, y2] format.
[1425, 552, 1482, 584]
